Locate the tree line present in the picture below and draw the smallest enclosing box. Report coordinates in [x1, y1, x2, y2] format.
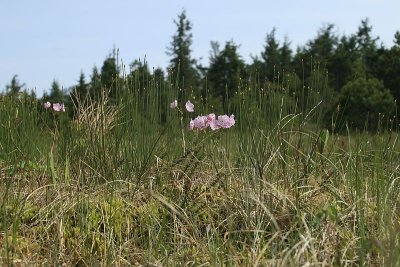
[3, 10, 400, 131]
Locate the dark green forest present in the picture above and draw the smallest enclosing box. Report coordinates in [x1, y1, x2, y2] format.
[3, 11, 400, 131]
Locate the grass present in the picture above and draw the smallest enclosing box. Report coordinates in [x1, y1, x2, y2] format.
[0, 69, 399, 266]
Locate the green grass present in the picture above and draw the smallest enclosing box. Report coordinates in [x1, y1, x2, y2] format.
[0, 70, 399, 266]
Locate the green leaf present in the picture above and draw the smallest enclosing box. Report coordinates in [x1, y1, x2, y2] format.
[318, 129, 329, 154]
[49, 150, 57, 184]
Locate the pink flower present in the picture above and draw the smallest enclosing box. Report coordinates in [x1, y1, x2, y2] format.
[189, 113, 235, 131]
[53, 103, 65, 112]
[207, 113, 220, 131]
[185, 100, 194, 112]
[217, 114, 235, 128]
[44, 101, 51, 109]
[189, 115, 208, 130]
[207, 113, 216, 121]
[170, 100, 178, 109]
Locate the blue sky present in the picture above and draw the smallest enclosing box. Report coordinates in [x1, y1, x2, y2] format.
[1, 0, 399, 96]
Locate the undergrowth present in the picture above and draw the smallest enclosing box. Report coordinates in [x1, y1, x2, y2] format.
[0, 69, 399, 266]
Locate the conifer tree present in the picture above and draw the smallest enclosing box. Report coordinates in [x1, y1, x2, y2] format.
[279, 36, 293, 72]
[49, 80, 64, 103]
[261, 28, 281, 82]
[208, 41, 246, 106]
[101, 55, 118, 98]
[5, 75, 25, 96]
[356, 18, 379, 77]
[71, 71, 88, 115]
[75, 71, 88, 100]
[374, 31, 400, 107]
[293, 24, 338, 89]
[331, 35, 358, 91]
[89, 66, 102, 100]
[166, 9, 199, 93]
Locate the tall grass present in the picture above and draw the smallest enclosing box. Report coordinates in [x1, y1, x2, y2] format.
[0, 65, 399, 266]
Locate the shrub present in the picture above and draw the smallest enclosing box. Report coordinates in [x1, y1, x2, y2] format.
[338, 76, 395, 131]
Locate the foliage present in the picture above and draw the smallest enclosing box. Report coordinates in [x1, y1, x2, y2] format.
[3, 13, 400, 264]
[1, 71, 400, 265]
[207, 41, 246, 108]
[356, 18, 380, 77]
[89, 66, 102, 100]
[3, 15, 398, 132]
[374, 33, 400, 107]
[70, 71, 89, 118]
[166, 9, 199, 93]
[5, 75, 25, 96]
[337, 65, 395, 130]
[330, 35, 358, 91]
[48, 80, 64, 103]
[101, 54, 119, 99]
[293, 24, 338, 91]
[261, 28, 281, 82]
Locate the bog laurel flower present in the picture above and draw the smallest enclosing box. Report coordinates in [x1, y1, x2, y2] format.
[189, 113, 235, 131]
[52, 103, 65, 112]
[185, 100, 194, 112]
[44, 101, 51, 109]
[190, 115, 208, 130]
[208, 114, 220, 131]
[217, 114, 235, 128]
[170, 100, 178, 109]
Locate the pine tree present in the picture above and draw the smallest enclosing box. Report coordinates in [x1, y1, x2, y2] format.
[89, 66, 102, 100]
[127, 59, 151, 97]
[293, 24, 338, 89]
[355, 18, 379, 77]
[395, 31, 400, 46]
[71, 71, 88, 115]
[49, 80, 64, 103]
[101, 55, 118, 98]
[5, 75, 25, 96]
[129, 59, 151, 82]
[261, 28, 281, 82]
[331, 35, 358, 91]
[374, 31, 400, 107]
[208, 41, 246, 107]
[29, 89, 37, 100]
[166, 9, 199, 93]
[279, 36, 293, 72]
[75, 71, 88, 100]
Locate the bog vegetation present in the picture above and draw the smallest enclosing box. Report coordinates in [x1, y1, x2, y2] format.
[1, 10, 400, 266]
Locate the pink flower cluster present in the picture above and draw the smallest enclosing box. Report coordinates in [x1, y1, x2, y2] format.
[170, 99, 235, 131]
[189, 113, 235, 131]
[44, 101, 65, 112]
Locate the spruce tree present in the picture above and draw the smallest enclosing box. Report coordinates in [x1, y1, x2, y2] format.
[374, 32, 400, 107]
[356, 18, 379, 77]
[331, 35, 358, 91]
[293, 24, 338, 89]
[261, 28, 281, 82]
[76, 72, 88, 98]
[166, 9, 199, 93]
[49, 80, 64, 103]
[71, 71, 88, 115]
[279, 36, 293, 72]
[89, 66, 102, 100]
[5, 75, 25, 96]
[208, 41, 246, 107]
[101, 55, 118, 98]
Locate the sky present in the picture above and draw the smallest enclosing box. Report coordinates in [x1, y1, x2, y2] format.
[1, 0, 399, 96]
